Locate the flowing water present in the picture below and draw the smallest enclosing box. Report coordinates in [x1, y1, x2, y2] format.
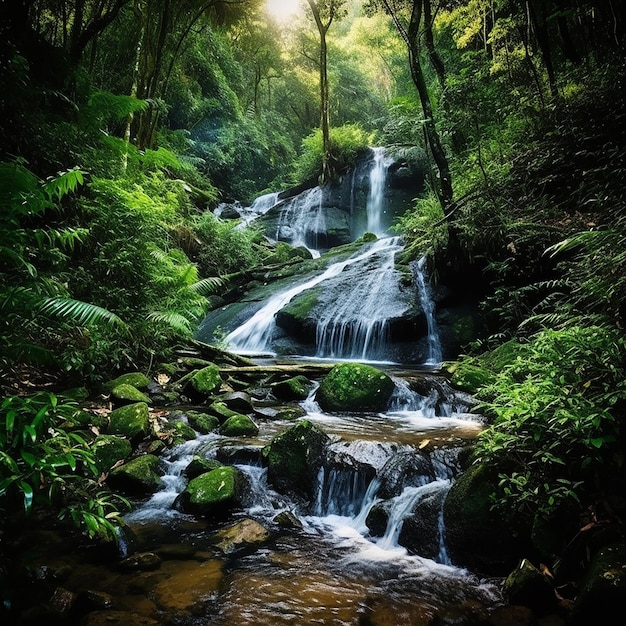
[117, 148, 503, 624]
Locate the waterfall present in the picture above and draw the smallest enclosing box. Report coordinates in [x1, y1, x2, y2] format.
[275, 187, 324, 253]
[413, 256, 443, 365]
[225, 237, 402, 355]
[315, 236, 404, 360]
[366, 147, 393, 236]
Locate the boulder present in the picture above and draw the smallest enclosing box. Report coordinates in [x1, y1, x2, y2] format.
[175, 466, 248, 517]
[185, 364, 222, 398]
[103, 372, 151, 391]
[109, 383, 151, 405]
[219, 414, 259, 437]
[183, 456, 223, 480]
[315, 362, 395, 412]
[91, 434, 132, 474]
[502, 558, 556, 614]
[443, 463, 532, 576]
[108, 402, 150, 440]
[177, 410, 219, 434]
[265, 419, 330, 500]
[211, 518, 270, 555]
[270, 375, 314, 401]
[107, 454, 163, 495]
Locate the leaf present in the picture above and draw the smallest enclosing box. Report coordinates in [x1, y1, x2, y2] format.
[37, 297, 127, 329]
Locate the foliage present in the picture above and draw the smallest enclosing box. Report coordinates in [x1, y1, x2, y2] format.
[292, 123, 375, 184]
[471, 326, 626, 521]
[0, 392, 130, 541]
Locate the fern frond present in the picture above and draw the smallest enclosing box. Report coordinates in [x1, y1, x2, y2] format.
[147, 311, 192, 334]
[190, 276, 224, 295]
[37, 298, 127, 328]
[42, 168, 85, 201]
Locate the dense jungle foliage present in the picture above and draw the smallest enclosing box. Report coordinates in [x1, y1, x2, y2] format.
[0, 0, 625, 557]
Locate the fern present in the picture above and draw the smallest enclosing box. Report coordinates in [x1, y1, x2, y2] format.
[37, 298, 127, 328]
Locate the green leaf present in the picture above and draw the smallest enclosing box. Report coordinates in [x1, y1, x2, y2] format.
[37, 297, 127, 329]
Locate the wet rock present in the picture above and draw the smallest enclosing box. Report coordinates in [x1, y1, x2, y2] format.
[265, 419, 330, 500]
[108, 402, 150, 440]
[568, 543, 626, 625]
[92, 434, 132, 474]
[315, 362, 395, 412]
[443, 463, 532, 576]
[221, 390, 254, 413]
[176, 466, 248, 517]
[107, 454, 164, 495]
[219, 413, 259, 437]
[49, 586, 77, 619]
[212, 518, 271, 555]
[104, 372, 151, 391]
[270, 375, 314, 401]
[484, 605, 538, 625]
[119, 551, 162, 572]
[215, 445, 264, 466]
[273, 510, 303, 529]
[184, 456, 223, 480]
[75, 589, 114, 612]
[365, 502, 389, 537]
[502, 558, 556, 614]
[377, 451, 435, 498]
[206, 400, 239, 421]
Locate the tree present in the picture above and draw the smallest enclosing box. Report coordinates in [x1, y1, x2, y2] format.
[306, 0, 347, 183]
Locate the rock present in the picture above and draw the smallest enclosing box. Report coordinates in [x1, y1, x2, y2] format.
[207, 400, 239, 422]
[108, 402, 150, 440]
[104, 372, 151, 391]
[107, 454, 163, 495]
[48, 587, 77, 619]
[185, 364, 222, 398]
[443, 463, 532, 576]
[92, 434, 132, 474]
[568, 543, 626, 625]
[211, 518, 270, 555]
[119, 552, 162, 572]
[502, 558, 556, 614]
[377, 450, 436, 498]
[167, 419, 197, 443]
[315, 362, 395, 412]
[221, 390, 254, 413]
[175, 465, 248, 517]
[271, 375, 314, 401]
[110, 383, 151, 405]
[180, 410, 220, 434]
[219, 413, 259, 437]
[265, 419, 330, 500]
[273, 510, 303, 529]
[183, 456, 223, 480]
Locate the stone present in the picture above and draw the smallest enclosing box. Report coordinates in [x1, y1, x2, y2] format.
[270, 375, 314, 401]
[219, 413, 259, 437]
[186, 364, 222, 397]
[108, 402, 150, 440]
[119, 552, 162, 572]
[104, 372, 151, 391]
[315, 362, 395, 412]
[211, 518, 270, 555]
[92, 434, 132, 474]
[110, 383, 151, 405]
[184, 456, 223, 480]
[502, 558, 556, 613]
[107, 454, 163, 495]
[175, 465, 248, 517]
[181, 410, 220, 434]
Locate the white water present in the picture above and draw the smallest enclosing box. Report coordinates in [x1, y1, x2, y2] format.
[225, 236, 402, 355]
[275, 186, 324, 254]
[315, 236, 405, 360]
[366, 147, 393, 235]
[414, 256, 443, 365]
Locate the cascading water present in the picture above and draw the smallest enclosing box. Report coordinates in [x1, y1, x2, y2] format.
[413, 256, 443, 365]
[224, 236, 404, 356]
[275, 186, 324, 254]
[366, 146, 393, 236]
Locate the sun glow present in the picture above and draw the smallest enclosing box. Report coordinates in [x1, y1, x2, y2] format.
[266, 0, 303, 23]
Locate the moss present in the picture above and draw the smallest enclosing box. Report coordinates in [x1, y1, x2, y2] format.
[108, 402, 150, 439]
[446, 361, 495, 394]
[278, 289, 320, 323]
[271, 375, 314, 401]
[188, 364, 222, 396]
[220, 414, 259, 437]
[92, 434, 132, 474]
[110, 383, 152, 404]
[104, 372, 151, 391]
[186, 411, 220, 433]
[108, 454, 163, 494]
[178, 466, 246, 516]
[315, 362, 395, 412]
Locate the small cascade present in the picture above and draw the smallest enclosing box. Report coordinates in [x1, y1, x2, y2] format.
[313, 466, 371, 518]
[366, 147, 393, 236]
[275, 187, 324, 253]
[225, 237, 403, 355]
[413, 256, 443, 365]
[315, 236, 404, 360]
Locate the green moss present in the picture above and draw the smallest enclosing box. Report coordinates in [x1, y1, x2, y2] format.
[104, 372, 151, 391]
[111, 383, 151, 404]
[220, 414, 259, 437]
[315, 362, 395, 412]
[189, 364, 222, 395]
[108, 402, 150, 439]
[92, 434, 132, 474]
[279, 289, 320, 323]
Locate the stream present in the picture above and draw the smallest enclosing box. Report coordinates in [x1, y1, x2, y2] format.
[111, 148, 504, 624]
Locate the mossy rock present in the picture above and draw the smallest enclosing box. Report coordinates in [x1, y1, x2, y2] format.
[265, 419, 330, 499]
[92, 435, 133, 474]
[104, 372, 151, 391]
[220, 414, 259, 437]
[445, 361, 495, 394]
[110, 383, 152, 405]
[169, 420, 197, 443]
[183, 364, 222, 399]
[108, 402, 150, 440]
[502, 558, 556, 613]
[206, 401, 239, 422]
[315, 362, 395, 412]
[185, 411, 220, 434]
[176, 466, 247, 517]
[271, 375, 314, 401]
[107, 454, 163, 495]
[184, 456, 223, 480]
[443, 463, 532, 576]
